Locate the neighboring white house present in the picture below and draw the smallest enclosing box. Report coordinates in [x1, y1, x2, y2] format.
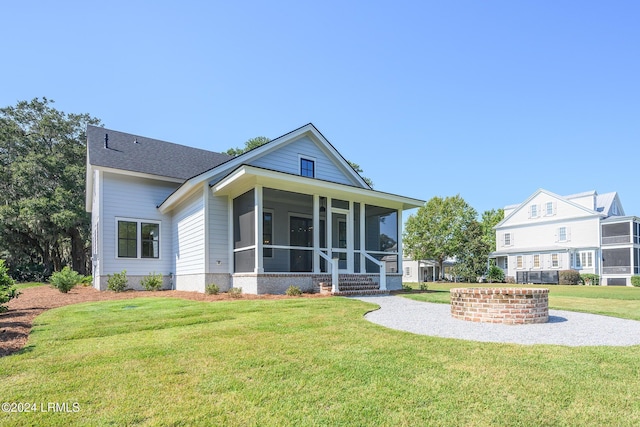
[490, 189, 640, 286]
[85, 123, 424, 294]
[402, 257, 455, 282]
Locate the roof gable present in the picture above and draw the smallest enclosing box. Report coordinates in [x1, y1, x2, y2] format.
[496, 188, 603, 228]
[158, 124, 371, 211]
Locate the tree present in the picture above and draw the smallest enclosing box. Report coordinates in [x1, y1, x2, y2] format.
[224, 136, 271, 156]
[0, 98, 100, 278]
[403, 195, 477, 279]
[225, 137, 374, 187]
[454, 220, 491, 282]
[479, 208, 504, 251]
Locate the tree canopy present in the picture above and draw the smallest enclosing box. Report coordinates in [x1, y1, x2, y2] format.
[0, 98, 100, 278]
[225, 137, 374, 187]
[403, 195, 477, 279]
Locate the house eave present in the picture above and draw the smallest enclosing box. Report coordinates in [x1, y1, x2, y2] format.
[210, 165, 424, 210]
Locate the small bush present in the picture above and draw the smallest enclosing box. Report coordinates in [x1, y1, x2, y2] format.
[107, 270, 128, 292]
[285, 285, 302, 296]
[506, 276, 516, 284]
[402, 283, 413, 291]
[205, 283, 220, 295]
[580, 273, 600, 286]
[0, 260, 20, 313]
[141, 272, 163, 291]
[631, 276, 640, 287]
[486, 265, 505, 283]
[559, 269, 581, 285]
[419, 282, 429, 291]
[49, 266, 84, 293]
[81, 275, 93, 285]
[228, 287, 242, 298]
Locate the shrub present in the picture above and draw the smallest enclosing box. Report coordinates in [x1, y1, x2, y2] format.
[205, 283, 220, 295]
[285, 285, 302, 296]
[486, 265, 505, 283]
[0, 260, 20, 313]
[580, 273, 600, 286]
[506, 276, 516, 284]
[49, 266, 84, 293]
[141, 272, 163, 291]
[419, 282, 429, 291]
[107, 270, 128, 292]
[228, 287, 242, 298]
[81, 275, 93, 285]
[631, 276, 640, 287]
[402, 283, 413, 291]
[559, 269, 581, 285]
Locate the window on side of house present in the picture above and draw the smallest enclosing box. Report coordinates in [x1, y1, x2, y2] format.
[117, 219, 160, 259]
[546, 201, 555, 216]
[300, 157, 315, 178]
[504, 233, 511, 246]
[141, 222, 160, 258]
[558, 226, 569, 242]
[516, 255, 523, 269]
[580, 251, 593, 268]
[404, 266, 411, 276]
[552, 253, 559, 268]
[530, 204, 538, 218]
[533, 254, 540, 268]
[118, 221, 137, 258]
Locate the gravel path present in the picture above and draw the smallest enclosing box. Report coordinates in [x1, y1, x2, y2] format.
[352, 295, 640, 347]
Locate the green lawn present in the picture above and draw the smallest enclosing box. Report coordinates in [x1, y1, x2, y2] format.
[402, 282, 640, 320]
[1, 291, 639, 425]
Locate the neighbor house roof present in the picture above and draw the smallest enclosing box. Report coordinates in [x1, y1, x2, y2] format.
[86, 125, 233, 181]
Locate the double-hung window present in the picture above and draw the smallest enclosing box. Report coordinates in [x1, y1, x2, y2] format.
[300, 157, 315, 178]
[117, 219, 160, 259]
[504, 233, 512, 246]
[533, 254, 540, 268]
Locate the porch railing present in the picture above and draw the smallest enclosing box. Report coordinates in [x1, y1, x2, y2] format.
[363, 252, 386, 291]
[317, 250, 339, 293]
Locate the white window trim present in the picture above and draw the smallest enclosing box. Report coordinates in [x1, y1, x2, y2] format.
[530, 204, 539, 218]
[504, 232, 512, 247]
[545, 201, 556, 217]
[551, 253, 559, 268]
[532, 254, 541, 269]
[516, 255, 523, 269]
[115, 217, 161, 260]
[298, 154, 317, 178]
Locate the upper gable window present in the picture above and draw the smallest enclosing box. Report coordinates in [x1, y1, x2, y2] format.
[545, 202, 555, 216]
[300, 157, 315, 178]
[530, 204, 538, 218]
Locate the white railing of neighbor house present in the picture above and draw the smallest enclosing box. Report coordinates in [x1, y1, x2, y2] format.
[363, 252, 386, 291]
[317, 250, 339, 293]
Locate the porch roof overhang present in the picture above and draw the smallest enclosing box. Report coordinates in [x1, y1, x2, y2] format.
[211, 165, 425, 210]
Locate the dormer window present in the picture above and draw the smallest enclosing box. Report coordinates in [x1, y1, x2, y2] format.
[300, 157, 315, 178]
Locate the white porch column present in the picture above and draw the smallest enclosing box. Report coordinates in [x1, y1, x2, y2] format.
[326, 197, 332, 261]
[313, 194, 320, 273]
[360, 203, 366, 271]
[254, 185, 264, 273]
[397, 208, 403, 275]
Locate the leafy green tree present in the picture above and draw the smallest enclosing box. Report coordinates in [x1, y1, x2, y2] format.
[225, 137, 374, 187]
[480, 208, 504, 251]
[224, 136, 271, 156]
[0, 259, 20, 312]
[404, 195, 477, 279]
[455, 220, 490, 282]
[0, 98, 100, 277]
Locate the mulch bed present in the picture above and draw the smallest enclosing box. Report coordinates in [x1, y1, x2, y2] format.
[0, 285, 328, 358]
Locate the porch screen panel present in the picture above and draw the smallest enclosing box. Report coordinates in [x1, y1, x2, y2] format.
[602, 248, 631, 274]
[233, 189, 255, 249]
[602, 222, 631, 245]
[235, 249, 255, 273]
[365, 206, 398, 252]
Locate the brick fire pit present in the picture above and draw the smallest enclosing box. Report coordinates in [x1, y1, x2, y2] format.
[450, 288, 549, 325]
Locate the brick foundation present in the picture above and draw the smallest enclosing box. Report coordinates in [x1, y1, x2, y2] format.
[450, 288, 549, 325]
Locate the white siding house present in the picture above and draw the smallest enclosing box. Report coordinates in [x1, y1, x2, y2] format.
[491, 189, 639, 286]
[86, 123, 424, 294]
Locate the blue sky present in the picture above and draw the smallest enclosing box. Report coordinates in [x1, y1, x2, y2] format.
[2, 1, 639, 220]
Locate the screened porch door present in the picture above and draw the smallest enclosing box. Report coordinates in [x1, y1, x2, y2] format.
[290, 216, 313, 272]
[332, 209, 352, 272]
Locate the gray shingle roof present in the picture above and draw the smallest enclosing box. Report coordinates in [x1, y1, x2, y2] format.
[87, 125, 233, 181]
